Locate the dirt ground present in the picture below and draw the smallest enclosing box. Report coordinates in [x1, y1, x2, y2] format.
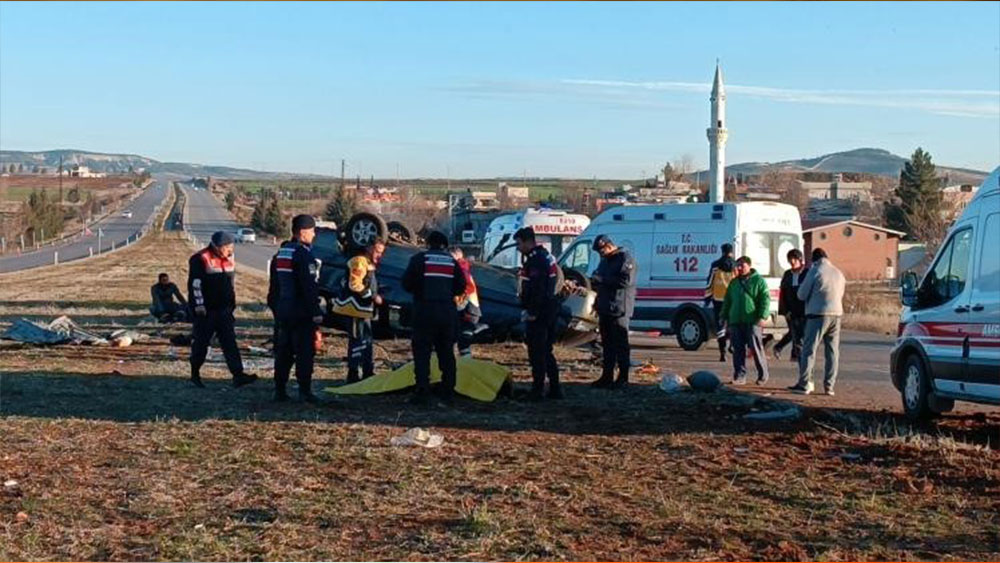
[1, 234, 999, 561]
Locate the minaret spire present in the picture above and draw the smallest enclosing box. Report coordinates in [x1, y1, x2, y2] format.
[707, 61, 728, 203]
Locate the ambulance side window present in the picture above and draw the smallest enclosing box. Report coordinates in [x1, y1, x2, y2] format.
[562, 240, 593, 274]
[918, 228, 973, 308]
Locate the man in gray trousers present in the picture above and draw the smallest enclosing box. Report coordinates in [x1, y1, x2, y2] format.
[789, 247, 846, 395]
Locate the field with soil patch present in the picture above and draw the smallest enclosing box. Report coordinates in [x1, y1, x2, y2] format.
[1, 232, 998, 561]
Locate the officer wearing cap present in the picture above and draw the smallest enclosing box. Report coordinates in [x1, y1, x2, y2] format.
[267, 214, 324, 403]
[590, 235, 637, 389]
[514, 227, 563, 400]
[402, 230, 466, 405]
[188, 230, 257, 388]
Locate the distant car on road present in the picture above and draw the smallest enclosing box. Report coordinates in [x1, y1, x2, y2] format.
[236, 227, 256, 244]
[121, 210, 133, 218]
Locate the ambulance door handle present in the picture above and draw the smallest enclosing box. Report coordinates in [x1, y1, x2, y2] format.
[971, 304, 984, 312]
[954, 305, 969, 313]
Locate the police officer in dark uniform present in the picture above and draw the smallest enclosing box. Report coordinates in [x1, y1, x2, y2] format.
[267, 214, 324, 403]
[590, 235, 638, 389]
[514, 227, 562, 400]
[187, 231, 257, 388]
[402, 231, 466, 405]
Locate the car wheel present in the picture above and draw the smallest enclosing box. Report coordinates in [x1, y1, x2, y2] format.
[675, 310, 706, 351]
[901, 354, 936, 420]
[344, 212, 387, 250]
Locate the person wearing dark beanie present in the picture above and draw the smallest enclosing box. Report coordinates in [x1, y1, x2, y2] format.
[268, 214, 324, 403]
[187, 230, 257, 389]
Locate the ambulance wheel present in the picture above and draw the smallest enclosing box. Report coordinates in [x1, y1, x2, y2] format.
[675, 310, 707, 351]
[387, 221, 413, 243]
[901, 354, 937, 421]
[345, 212, 387, 250]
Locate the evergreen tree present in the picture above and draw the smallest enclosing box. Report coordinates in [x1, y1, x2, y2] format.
[324, 185, 357, 226]
[886, 147, 945, 250]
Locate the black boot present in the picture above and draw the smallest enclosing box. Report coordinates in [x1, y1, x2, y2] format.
[590, 376, 613, 389]
[718, 338, 727, 362]
[546, 385, 565, 400]
[189, 374, 206, 388]
[232, 373, 258, 388]
[274, 387, 290, 402]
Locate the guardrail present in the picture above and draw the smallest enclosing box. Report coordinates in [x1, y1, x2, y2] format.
[2, 182, 175, 268]
[0, 181, 164, 256]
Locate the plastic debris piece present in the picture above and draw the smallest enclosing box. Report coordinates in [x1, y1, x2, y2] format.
[390, 427, 444, 448]
[659, 373, 685, 393]
[636, 361, 660, 376]
[3, 479, 18, 488]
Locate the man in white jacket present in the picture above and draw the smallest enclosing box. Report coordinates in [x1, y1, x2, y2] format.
[789, 247, 846, 395]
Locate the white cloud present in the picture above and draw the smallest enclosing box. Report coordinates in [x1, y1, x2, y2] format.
[448, 78, 999, 118]
[560, 79, 1000, 118]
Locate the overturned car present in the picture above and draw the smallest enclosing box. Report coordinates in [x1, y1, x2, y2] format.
[312, 212, 598, 345]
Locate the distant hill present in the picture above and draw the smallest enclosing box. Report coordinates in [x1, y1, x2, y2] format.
[0, 149, 320, 180]
[710, 148, 989, 185]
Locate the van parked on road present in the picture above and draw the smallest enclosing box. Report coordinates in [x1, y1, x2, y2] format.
[481, 208, 590, 269]
[893, 166, 1000, 419]
[559, 201, 802, 350]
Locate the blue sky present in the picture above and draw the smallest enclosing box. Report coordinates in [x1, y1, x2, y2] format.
[1, 1, 997, 177]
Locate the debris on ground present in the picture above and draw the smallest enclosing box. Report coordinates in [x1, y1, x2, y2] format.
[169, 334, 192, 346]
[636, 361, 660, 376]
[743, 406, 802, 421]
[3, 479, 18, 488]
[109, 329, 149, 348]
[659, 373, 685, 393]
[390, 427, 444, 448]
[687, 370, 722, 392]
[2, 316, 108, 345]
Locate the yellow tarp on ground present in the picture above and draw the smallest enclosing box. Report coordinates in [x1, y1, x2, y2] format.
[324, 356, 511, 402]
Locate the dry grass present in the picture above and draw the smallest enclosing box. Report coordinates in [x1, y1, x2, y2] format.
[842, 286, 901, 335]
[2, 232, 999, 561]
[0, 231, 270, 307]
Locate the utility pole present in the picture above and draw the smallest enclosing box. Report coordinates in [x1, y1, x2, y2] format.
[340, 159, 345, 191]
[58, 155, 64, 202]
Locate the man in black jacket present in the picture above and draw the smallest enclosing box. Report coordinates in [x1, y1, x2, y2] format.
[187, 231, 257, 388]
[268, 215, 324, 403]
[402, 231, 466, 405]
[150, 272, 187, 323]
[515, 227, 562, 400]
[774, 248, 809, 361]
[590, 235, 637, 389]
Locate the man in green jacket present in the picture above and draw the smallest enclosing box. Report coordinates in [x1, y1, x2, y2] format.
[720, 256, 771, 385]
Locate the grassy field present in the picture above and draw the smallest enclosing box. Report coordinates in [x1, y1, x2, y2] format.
[1, 232, 998, 561]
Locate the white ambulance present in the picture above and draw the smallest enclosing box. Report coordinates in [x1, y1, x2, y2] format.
[559, 202, 803, 350]
[481, 208, 591, 269]
[893, 166, 1000, 419]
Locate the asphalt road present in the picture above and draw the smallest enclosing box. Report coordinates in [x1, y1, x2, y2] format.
[636, 330, 997, 415]
[180, 184, 277, 274]
[0, 181, 169, 273]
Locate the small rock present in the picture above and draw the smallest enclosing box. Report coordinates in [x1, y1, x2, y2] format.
[194, 523, 205, 530]
[687, 371, 722, 392]
[16, 511, 29, 523]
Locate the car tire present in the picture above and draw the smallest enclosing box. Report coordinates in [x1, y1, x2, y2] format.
[675, 309, 707, 351]
[901, 354, 937, 421]
[344, 212, 387, 250]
